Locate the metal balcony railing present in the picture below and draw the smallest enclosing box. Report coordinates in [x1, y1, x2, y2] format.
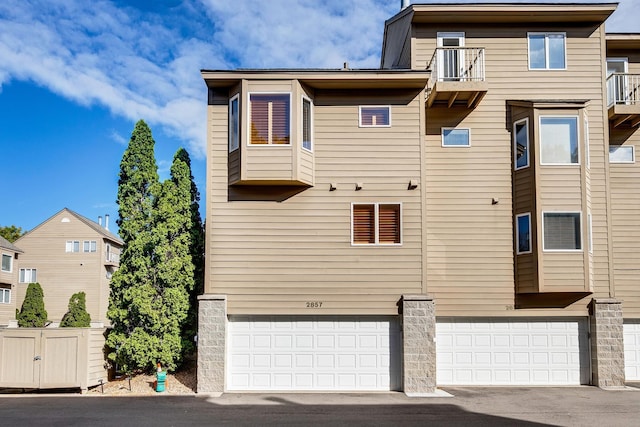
[607, 73, 640, 107]
[427, 47, 485, 84]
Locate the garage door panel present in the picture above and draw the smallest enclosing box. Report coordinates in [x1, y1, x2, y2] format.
[436, 318, 589, 386]
[228, 315, 400, 391]
[624, 321, 640, 380]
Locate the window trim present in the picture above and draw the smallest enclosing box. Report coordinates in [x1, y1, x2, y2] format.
[1, 253, 12, 273]
[588, 212, 593, 254]
[66, 240, 80, 253]
[359, 106, 392, 128]
[0, 285, 10, 304]
[351, 202, 402, 246]
[542, 211, 583, 252]
[609, 145, 635, 164]
[513, 118, 530, 170]
[302, 96, 313, 152]
[528, 32, 567, 71]
[516, 213, 532, 255]
[83, 240, 97, 253]
[539, 115, 580, 166]
[584, 116, 590, 169]
[19, 268, 37, 283]
[229, 93, 240, 152]
[247, 92, 292, 146]
[442, 127, 471, 148]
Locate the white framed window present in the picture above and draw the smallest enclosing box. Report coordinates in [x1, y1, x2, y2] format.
[0, 285, 10, 304]
[588, 212, 593, 254]
[1, 253, 12, 272]
[83, 240, 97, 253]
[609, 145, 635, 163]
[351, 203, 402, 245]
[19, 268, 37, 283]
[516, 213, 532, 254]
[528, 32, 566, 70]
[229, 94, 239, 152]
[540, 116, 579, 165]
[437, 32, 465, 81]
[584, 116, 590, 169]
[513, 118, 529, 169]
[442, 128, 470, 147]
[249, 93, 291, 145]
[302, 97, 313, 151]
[543, 212, 582, 251]
[359, 106, 391, 127]
[66, 240, 80, 252]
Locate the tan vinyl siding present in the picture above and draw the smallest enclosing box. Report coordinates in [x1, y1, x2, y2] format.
[207, 89, 423, 315]
[421, 22, 608, 316]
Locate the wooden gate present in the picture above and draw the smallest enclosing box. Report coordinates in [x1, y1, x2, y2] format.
[0, 328, 107, 390]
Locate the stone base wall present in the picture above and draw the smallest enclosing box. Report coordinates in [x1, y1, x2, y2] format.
[197, 294, 227, 393]
[401, 294, 436, 395]
[589, 298, 625, 388]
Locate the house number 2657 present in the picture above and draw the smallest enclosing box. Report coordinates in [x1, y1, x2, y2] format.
[306, 301, 323, 308]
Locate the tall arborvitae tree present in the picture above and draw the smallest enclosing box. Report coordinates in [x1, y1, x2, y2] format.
[60, 292, 91, 327]
[146, 150, 194, 367]
[174, 148, 204, 354]
[17, 282, 47, 327]
[107, 120, 160, 373]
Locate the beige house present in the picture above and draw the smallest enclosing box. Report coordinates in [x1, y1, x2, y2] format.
[199, 2, 640, 394]
[13, 208, 122, 326]
[0, 236, 22, 326]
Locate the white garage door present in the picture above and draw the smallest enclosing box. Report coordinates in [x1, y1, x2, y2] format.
[436, 318, 590, 385]
[624, 321, 640, 380]
[227, 316, 401, 391]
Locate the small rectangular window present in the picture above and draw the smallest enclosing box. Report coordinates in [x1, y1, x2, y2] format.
[513, 119, 529, 169]
[66, 240, 80, 252]
[543, 212, 581, 251]
[229, 94, 239, 152]
[0, 285, 10, 304]
[83, 240, 97, 253]
[249, 93, 290, 145]
[302, 97, 312, 151]
[609, 145, 635, 163]
[1, 254, 12, 272]
[540, 116, 578, 165]
[528, 33, 566, 70]
[584, 117, 590, 168]
[352, 203, 401, 245]
[359, 106, 390, 127]
[516, 213, 532, 254]
[442, 128, 470, 147]
[19, 268, 37, 283]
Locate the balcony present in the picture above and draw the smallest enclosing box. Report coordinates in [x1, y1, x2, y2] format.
[607, 73, 640, 127]
[426, 47, 488, 108]
[105, 251, 119, 266]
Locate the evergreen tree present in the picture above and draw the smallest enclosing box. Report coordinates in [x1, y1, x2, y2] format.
[17, 282, 47, 327]
[174, 148, 204, 354]
[0, 225, 24, 242]
[60, 292, 91, 327]
[107, 120, 160, 373]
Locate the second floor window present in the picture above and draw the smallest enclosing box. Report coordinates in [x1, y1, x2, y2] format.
[229, 94, 239, 152]
[83, 240, 97, 253]
[352, 203, 402, 245]
[0, 285, 10, 304]
[543, 212, 581, 251]
[249, 93, 290, 145]
[66, 240, 80, 252]
[359, 106, 391, 127]
[528, 33, 566, 70]
[540, 116, 578, 165]
[19, 268, 37, 283]
[513, 119, 529, 169]
[302, 97, 312, 151]
[1, 254, 12, 272]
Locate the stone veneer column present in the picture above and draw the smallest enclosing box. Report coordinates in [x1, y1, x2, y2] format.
[197, 294, 227, 394]
[589, 298, 625, 388]
[402, 294, 436, 396]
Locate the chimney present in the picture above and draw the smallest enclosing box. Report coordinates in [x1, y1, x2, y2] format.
[401, 0, 409, 11]
[98, 216, 103, 227]
[105, 214, 110, 231]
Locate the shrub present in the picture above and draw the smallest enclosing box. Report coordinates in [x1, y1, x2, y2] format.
[60, 291, 91, 327]
[17, 282, 48, 327]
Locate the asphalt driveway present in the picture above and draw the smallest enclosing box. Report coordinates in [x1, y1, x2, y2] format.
[0, 386, 639, 426]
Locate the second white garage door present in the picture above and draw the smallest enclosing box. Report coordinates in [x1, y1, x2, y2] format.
[436, 318, 590, 385]
[624, 320, 640, 380]
[227, 316, 401, 391]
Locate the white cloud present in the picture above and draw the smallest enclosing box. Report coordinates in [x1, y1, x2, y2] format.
[0, 0, 638, 162]
[110, 129, 128, 146]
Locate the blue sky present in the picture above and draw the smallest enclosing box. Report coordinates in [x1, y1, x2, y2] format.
[1, 0, 638, 234]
